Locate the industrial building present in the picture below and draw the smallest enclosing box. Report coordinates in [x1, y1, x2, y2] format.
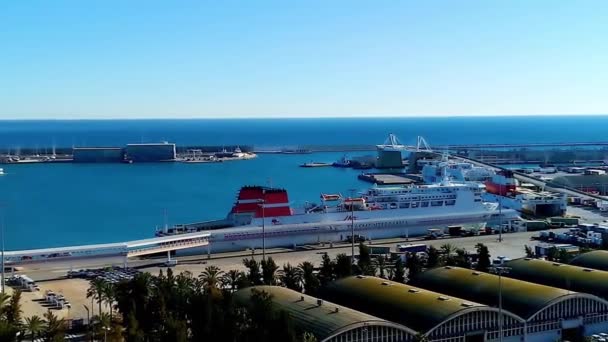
[412, 266, 608, 341]
[233, 285, 417, 342]
[321, 275, 527, 342]
[571, 250, 608, 271]
[505, 258, 608, 302]
[550, 174, 608, 195]
[72, 147, 124, 163]
[124, 142, 176, 162]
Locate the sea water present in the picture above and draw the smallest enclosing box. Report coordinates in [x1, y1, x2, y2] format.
[1, 116, 607, 249]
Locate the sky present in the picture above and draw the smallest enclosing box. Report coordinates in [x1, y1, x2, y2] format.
[1, 0, 607, 119]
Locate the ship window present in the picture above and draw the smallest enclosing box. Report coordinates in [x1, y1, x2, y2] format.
[446, 200, 456, 206]
[400, 203, 410, 209]
[421, 202, 429, 207]
[431, 201, 443, 207]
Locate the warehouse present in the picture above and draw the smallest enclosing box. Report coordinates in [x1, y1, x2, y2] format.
[124, 142, 176, 162]
[233, 286, 417, 342]
[321, 275, 526, 342]
[571, 250, 608, 271]
[72, 147, 124, 162]
[412, 266, 608, 341]
[506, 258, 608, 300]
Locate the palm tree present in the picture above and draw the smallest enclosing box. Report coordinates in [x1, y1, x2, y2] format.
[298, 261, 320, 296]
[278, 263, 303, 291]
[25, 315, 44, 341]
[0, 292, 10, 318]
[199, 265, 224, 291]
[43, 310, 66, 341]
[440, 243, 456, 265]
[301, 331, 318, 342]
[87, 278, 106, 316]
[101, 282, 116, 321]
[91, 312, 112, 341]
[260, 257, 279, 285]
[374, 255, 388, 279]
[221, 270, 245, 292]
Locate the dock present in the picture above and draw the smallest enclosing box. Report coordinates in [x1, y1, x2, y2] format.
[358, 173, 419, 185]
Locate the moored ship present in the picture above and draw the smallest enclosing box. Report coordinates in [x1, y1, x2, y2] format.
[156, 177, 519, 254]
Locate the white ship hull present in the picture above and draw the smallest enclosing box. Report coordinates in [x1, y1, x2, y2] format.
[177, 208, 517, 255]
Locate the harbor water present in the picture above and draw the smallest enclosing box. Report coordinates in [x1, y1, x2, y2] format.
[1, 116, 608, 250]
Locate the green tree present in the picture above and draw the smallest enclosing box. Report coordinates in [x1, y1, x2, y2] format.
[392, 257, 406, 283]
[221, 269, 247, 293]
[279, 263, 303, 292]
[546, 246, 559, 262]
[243, 258, 263, 285]
[318, 253, 335, 286]
[299, 261, 320, 296]
[87, 278, 106, 316]
[334, 254, 353, 279]
[100, 282, 116, 321]
[475, 243, 491, 272]
[374, 255, 388, 279]
[440, 243, 456, 265]
[406, 253, 423, 280]
[5, 289, 22, 327]
[260, 257, 279, 285]
[301, 331, 318, 342]
[524, 245, 535, 258]
[426, 246, 441, 268]
[357, 243, 375, 275]
[42, 310, 66, 342]
[558, 249, 572, 264]
[454, 248, 472, 268]
[199, 265, 224, 291]
[25, 315, 45, 341]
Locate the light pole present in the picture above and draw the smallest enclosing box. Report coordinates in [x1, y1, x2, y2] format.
[490, 266, 511, 342]
[1, 204, 5, 294]
[498, 182, 503, 243]
[349, 189, 356, 264]
[259, 196, 266, 261]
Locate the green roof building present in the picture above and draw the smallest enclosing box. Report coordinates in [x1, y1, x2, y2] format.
[233, 285, 417, 342]
[413, 266, 608, 341]
[321, 275, 526, 342]
[505, 258, 608, 301]
[571, 250, 608, 271]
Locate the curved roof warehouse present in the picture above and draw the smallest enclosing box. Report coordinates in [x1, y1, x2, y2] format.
[505, 258, 608, 300]
[233, 285, 417, 342]
[320, 275, 526, 341]
[412, 266, 608, 340]
[570, 250, 608, 271]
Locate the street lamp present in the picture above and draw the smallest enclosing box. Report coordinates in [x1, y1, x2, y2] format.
[258, 196, 266, 261]
[1, 204, 5, 294]
[490, 266, 511, 342]
[103, 326, 110, 342]
[348, 189, 356, 264]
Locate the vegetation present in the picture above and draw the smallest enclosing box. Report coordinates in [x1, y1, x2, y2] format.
[3, 239, 575, 341]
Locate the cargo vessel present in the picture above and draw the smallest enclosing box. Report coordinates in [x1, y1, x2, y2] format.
[156, 176, 519, 254]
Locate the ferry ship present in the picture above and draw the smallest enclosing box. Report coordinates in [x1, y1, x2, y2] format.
[156, 177, 519, 254]
[422, 160, 566, 217]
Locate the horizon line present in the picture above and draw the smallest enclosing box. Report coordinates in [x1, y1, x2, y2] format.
[1, 113, 608, 121]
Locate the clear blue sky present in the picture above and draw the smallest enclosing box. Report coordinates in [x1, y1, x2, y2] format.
[1, 0, 607, 119]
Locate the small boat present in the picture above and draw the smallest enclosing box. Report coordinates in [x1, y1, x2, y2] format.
[0, 168, 4, 175]
[321, 193, 342, 201]
[300, 162, 331, 168]
[332, 155, 351, 168]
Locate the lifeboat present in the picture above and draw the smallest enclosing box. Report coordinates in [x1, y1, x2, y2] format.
[321, 193, 342, 201]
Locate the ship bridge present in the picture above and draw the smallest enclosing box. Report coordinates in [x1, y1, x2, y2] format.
[4, 231, 210, 264]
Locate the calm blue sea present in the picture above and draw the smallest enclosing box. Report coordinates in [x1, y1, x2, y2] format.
[1, 116, 607, 250]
